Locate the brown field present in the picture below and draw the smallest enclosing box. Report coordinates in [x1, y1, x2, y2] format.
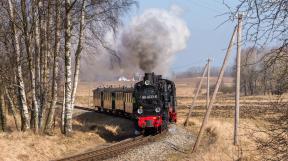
[0, 77, 286, 161]
[76, 77, 287, 161]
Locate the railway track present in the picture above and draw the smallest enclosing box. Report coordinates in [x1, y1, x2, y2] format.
[55, 133, 166, 161]
[55, 105, 168, 161]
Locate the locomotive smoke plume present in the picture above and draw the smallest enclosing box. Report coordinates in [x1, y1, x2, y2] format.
[80, 6, 190, 81]
[117, 6, 190, 76]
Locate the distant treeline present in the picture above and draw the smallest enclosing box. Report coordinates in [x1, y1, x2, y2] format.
[176, 66, 234, 78]
[176, 47, 288, 96]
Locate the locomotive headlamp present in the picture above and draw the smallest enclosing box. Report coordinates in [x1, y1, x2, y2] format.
[144, 80, 150, 85]
[155, 107, 161, 113]
[137, 108, 143, 114]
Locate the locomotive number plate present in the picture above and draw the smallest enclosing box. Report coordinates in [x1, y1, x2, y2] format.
[141, 95, 158, 99]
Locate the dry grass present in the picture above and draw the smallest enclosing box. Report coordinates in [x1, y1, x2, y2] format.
[169, 77, 288, 161]
[0, 110, 134, 161]
[74, 78, 285, 161]
[1, 77, 285, 161]
[172, 115, 263, 161]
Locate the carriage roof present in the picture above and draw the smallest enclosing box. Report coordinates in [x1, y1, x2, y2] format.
[93, 87, 134, 93]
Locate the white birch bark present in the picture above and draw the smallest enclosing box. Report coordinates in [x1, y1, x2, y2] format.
[38, 0, 47, 128]
[71, 0, 86, 111]
[8, 0, 30, 131]
[45, 0, 60, 133]
[33, 0, 41, 108]
[5, 88, 19, 131]
[40, 0, 52, 130]
[21, 0, 40, 133]
[64, 0, 73, 135]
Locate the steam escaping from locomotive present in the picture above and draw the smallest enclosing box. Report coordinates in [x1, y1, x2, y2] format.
[80, 6, 190, 81]
[117, 7, 190, 76]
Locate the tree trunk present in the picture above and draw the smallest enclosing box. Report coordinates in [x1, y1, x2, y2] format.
[8, 0, 30, 131]
[0, 90, 6, 132]
[33, 0, 41, 121]
[64, 0, 73, 135]
[45, 0, 60, 134]
[5, 88, 19, 131]
[61, 85, 66, 134]
[21, 0, 40, 133]
[71, 0, 86, 111]
[38, 0, 47, 129]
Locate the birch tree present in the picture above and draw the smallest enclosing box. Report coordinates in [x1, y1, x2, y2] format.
[0, 0, 136, 135]
[21, 0, 40, 133]
[45, 0, 61, 134]
[7, 0, 30, 131]
[64, 0, 73, 135]
[71, 0, 86, 112]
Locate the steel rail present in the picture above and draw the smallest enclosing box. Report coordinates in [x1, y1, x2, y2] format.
[54, 105, 167, 161]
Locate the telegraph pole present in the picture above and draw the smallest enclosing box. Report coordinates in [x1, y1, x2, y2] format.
[88, 89, 91, 107]
[234, 13, 243, 145]
[193, 26, 238, 152]
[207, 58, 211, 109]
[184, 63, 208, 126]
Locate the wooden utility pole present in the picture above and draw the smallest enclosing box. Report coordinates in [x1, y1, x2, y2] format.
[234, 13, 243, 145]
[88, 89, 91, 107]
[192, 26, 238, 152]
[206, 58, 211, 109]
[184, 63, 208, 126]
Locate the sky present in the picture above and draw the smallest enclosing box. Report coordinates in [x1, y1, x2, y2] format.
[123, 0, 239, 73]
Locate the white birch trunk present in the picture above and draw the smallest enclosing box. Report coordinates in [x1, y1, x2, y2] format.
[71, 0, 86, 111]
[21, 0, 40, 133]
[38, 0, 47, 128]
[45, 0, 60, 133]
[5, 88, 20, 131]
[33, 0, 41, 108]
[40, 0, 52, 130]
[64, 0, 73, 135]
[8, 0, 30, 131]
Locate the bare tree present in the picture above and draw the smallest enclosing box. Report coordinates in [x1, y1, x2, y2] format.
[45, 0, 61, 134]
[63, 0, 73, 135]
[227, 0, 287, 51]
[0, 0, 136, 136]
[228, 1, 288, 160]
[21, 0, 40, 133]
[7, 0, 30, 131]
[71, 0, 86, 114]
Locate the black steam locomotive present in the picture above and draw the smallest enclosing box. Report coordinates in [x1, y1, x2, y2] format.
[93, 73, 177, 133]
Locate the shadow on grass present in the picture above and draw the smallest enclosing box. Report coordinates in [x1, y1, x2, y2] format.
[73, 111, 135, 142]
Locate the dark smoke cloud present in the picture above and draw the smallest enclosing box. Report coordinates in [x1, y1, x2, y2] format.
[117, 7, 190, 76]
[80, 6, 190, 81]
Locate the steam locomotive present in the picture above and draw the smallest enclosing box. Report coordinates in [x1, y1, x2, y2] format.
[93, 73, 177, 134]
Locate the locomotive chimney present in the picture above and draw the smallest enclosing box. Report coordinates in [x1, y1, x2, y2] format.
[144, 72, 154, 83]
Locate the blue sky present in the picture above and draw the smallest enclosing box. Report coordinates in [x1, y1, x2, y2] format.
[124, 0, 239, 72]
